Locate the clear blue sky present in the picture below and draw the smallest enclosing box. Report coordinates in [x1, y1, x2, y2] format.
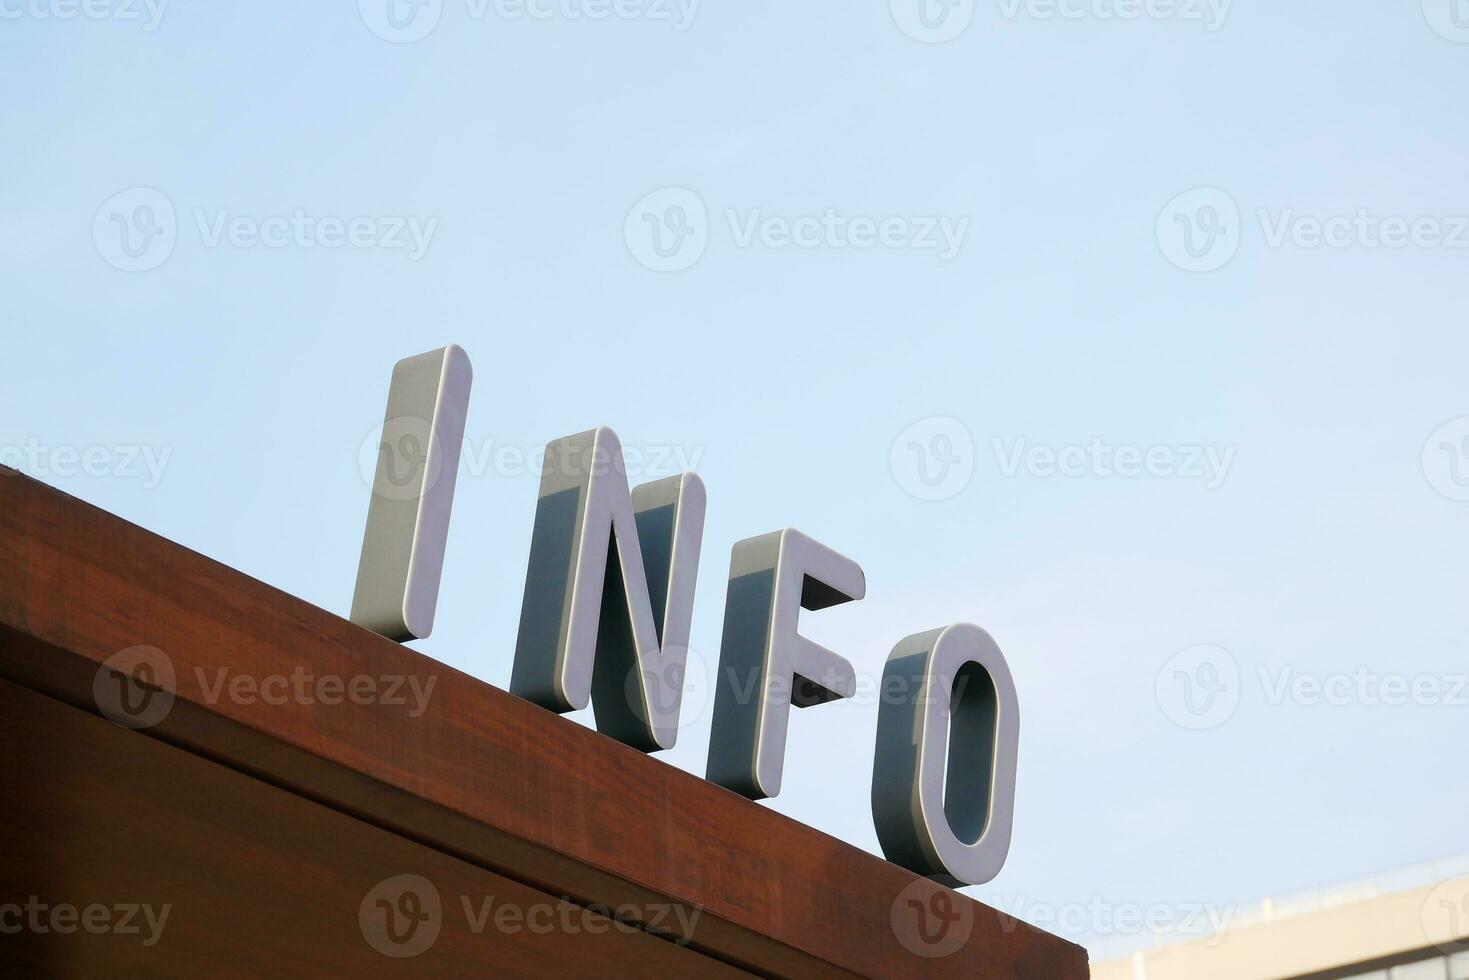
[5, 0, 1468, 956]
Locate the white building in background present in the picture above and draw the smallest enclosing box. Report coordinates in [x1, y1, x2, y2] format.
[1092, 855, 1469, 980]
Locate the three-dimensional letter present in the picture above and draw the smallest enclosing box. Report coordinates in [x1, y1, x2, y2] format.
[510, 427, 705, 752]
[871, 623, 1019, 886]
[351, 345, 472, 642]
[705, 529, 864, 799]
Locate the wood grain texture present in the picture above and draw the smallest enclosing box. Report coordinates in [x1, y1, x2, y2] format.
[0, 469, 1089, 979]
[0, 678, 745, 978]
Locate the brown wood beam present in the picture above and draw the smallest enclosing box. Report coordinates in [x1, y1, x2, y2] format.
[0, 468, 1088, 978]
